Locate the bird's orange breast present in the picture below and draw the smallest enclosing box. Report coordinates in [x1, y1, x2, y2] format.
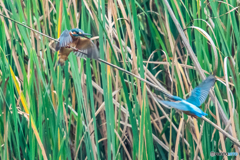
[58, 45, 74, 66]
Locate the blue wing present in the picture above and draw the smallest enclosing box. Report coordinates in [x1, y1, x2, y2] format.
[159, 100, 208, 117]
[186, 75, 216, 107]
[160, 101, 189, 111]
[55, 30, 73, 51]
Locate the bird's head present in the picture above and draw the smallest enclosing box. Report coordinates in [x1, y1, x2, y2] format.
[70, 28, 91, 38]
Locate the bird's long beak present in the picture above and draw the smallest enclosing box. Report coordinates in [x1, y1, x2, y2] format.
[82, 33, 91, 36]
[81, 33, 91, 39]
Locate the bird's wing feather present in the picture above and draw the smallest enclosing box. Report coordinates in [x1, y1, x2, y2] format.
[160, 101, 189, 111]
[74, 38, 100, 59]
[55, 30, 73, 51]
[186, 75, 216, 107]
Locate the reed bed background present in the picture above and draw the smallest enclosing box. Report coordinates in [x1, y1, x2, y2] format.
[0, 0, 239, 159]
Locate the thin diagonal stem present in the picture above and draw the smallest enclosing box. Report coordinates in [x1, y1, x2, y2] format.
[0, 13, 170, 96]
[202, 116, 240, 147]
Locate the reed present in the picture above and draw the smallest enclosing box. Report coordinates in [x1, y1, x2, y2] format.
[0, 0, 239, 159]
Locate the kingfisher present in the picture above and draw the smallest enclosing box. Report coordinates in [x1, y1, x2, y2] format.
[158, 75, 216, 118]
[55, 28, 100, 66]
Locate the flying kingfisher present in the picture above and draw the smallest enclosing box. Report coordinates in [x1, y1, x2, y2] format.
[158, 75, 216, 118]
[55, 28, 99, 66]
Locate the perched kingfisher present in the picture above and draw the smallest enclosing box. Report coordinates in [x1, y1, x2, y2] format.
[159, 75, 216, 118]
[55, 28, 99, 66]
